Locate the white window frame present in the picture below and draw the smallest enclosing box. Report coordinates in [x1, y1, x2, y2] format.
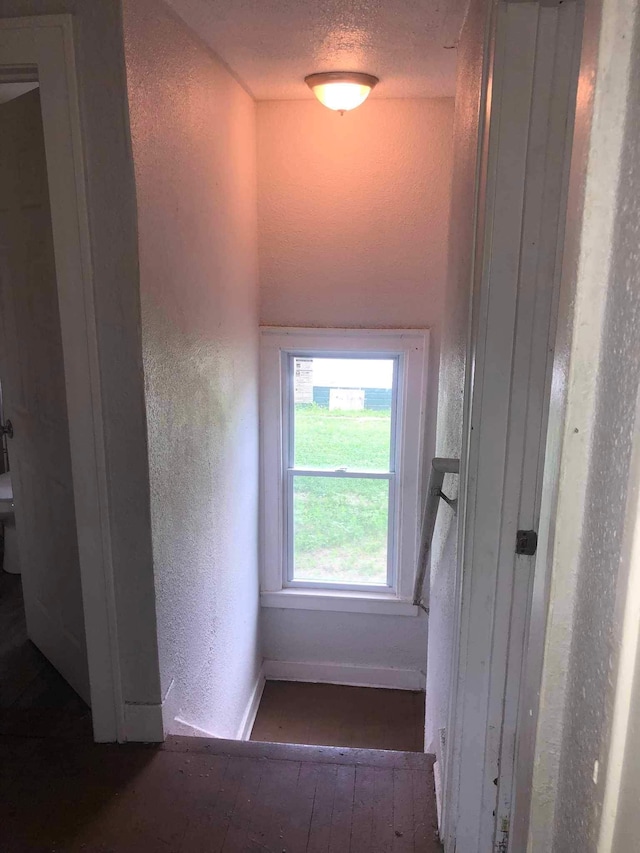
[260, 327, 428, 616]
[284, 352, 400, 593]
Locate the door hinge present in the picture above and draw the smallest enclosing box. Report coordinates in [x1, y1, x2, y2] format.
[515, 529, 537, 555]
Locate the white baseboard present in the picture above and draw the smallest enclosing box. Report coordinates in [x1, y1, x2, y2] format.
[171, 716, 218, 738]
[124, 678, 184, 742]
[131, 660, 420, 745]
[434, 761, 443, 831]
[161, 678, 180, 736]
[434, 727, 446, 834]
[263, 660, 425, 691]
[123, 701, 164, 742]
[236, 662, 266, 741]
[167, 664, 266, 742]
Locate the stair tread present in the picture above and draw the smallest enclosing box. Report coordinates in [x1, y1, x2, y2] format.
[161, 733, 435, 768]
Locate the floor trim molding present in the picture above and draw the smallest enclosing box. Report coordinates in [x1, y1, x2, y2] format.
[171, 716, 218, 738]
[434, 726, 446, 834]
[263, 660, 425, 691]
[123, 701, 164, 742]
[237, 663, 266, 741]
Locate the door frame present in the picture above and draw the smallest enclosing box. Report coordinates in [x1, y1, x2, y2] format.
[0, 15, 124, 742]
[441, 1, 583, 850]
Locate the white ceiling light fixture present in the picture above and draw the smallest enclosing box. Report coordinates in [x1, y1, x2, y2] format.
[305, 71, 379, 114]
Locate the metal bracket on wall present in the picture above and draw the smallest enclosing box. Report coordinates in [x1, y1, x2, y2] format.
[437, 487, 456, 509]
[413, 457, 460, 609]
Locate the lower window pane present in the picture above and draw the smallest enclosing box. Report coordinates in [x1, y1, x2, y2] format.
[292, 476, 389, 585]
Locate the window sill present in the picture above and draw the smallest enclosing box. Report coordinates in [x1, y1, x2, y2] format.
[260, 589, 421, 616]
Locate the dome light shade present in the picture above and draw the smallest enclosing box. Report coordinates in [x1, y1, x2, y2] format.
[305, 72, 379, 113]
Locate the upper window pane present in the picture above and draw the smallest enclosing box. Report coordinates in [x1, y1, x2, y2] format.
[292, 357, 394, 472]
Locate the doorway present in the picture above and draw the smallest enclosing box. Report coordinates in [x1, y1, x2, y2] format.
[0, 84, 90, 732]
[0, 15, 134, 744]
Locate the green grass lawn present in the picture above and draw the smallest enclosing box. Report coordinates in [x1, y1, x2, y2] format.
[292, 404, 392, 585]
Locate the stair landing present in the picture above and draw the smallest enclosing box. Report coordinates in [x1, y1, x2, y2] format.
[0, 732, 442, 851]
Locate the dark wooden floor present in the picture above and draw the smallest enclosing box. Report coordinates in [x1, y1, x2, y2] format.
[0, 735, 442, 852]
[251, 681, 426, 753]
[0, 572, 440, 851]
[0, 570, 90, 734]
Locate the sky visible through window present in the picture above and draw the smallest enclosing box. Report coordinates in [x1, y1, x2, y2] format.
[310, 358, 394, 390]
[291, 356, 394, 586]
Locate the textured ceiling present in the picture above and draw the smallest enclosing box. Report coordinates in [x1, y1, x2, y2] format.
[165, 0, 468, 99]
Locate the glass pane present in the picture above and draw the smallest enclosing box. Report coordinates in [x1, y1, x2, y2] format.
[292, 475, 389, 585]
[292, 357, 394, 472]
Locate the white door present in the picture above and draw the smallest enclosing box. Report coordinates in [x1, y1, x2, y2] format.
[0, 88, 89, 703]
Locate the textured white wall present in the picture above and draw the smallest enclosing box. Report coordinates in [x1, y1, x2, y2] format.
[0, 0, 162, 709]
[606, 39, 640, 841]
[258, 98, 453, 677]
[261, 608, 429, 675]
[259, 98, 453, 334]
[549, 0, 640, 846]
[529, 0, 640, 848]
[258, 579, 431, 680]
[123, 0, 261, 738]
[424, 0, 485, 754]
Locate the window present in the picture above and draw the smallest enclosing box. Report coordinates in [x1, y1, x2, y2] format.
[290, 355, 396, 589]
[260, 328, 428, 615]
